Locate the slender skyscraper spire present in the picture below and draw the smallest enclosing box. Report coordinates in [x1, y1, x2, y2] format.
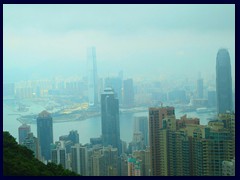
[216, 48, 233, 114]
[87, 47, 98, 107]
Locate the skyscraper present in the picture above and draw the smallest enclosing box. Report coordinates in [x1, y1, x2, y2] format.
[18, 123, 31, 145]
[51, 141, 67, 169]
[216, 48, 233, 114]
[101, 88, 121, 154]
[87, 47, 98, 107]
[104, 77, 122, 104]
[71, 144, 88, 175]
[37, 110, 53, 161]
[149, 106, 175, 176]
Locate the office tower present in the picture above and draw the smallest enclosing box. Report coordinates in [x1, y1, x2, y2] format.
[87, 47, 98, 107]
[216, 48, 233, 114]
[197, 78, 204, 98]
[18, 124, 31, 144]
[22, 132, 41, 161]
[105, 77, 122, 104]
[148, 106, 175, 176]
[123, 79, 134, 107]
[134, 116, 148, 147]
[101, 88, 121, 154]
[51, 141, 66, 169]
[37, 110, 53, 161]
[71, 144, 88, 176]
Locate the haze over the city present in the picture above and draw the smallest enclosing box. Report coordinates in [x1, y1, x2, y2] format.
[3, 4, 235, 84]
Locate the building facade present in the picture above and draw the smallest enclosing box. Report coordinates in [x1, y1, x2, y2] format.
[216, 48, 233, 114]
[101, 88, 121, 154]
[51, 141, 67, 169]
[87, 47, 98, 107]
[37, 110, 53, 161]
[71, 144, 88, 176]
[148, 106, 175, 176]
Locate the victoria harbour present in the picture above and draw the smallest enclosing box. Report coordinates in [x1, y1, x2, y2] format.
[3, 99, 215, 144]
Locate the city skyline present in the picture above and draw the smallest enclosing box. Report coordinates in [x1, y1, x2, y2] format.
[3, 4, 235, 176]
[3, 4, 235, 84]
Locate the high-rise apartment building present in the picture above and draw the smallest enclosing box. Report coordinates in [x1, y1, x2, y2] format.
[18, 123, 31, 145]
[102, 146, 119, 176]
[87, 47, 98, 107]
[132, 148, 151, 176]
[51, 141, 67, 169]
[148, 106, 175, 176]
[101, 88, 121, 154]
[71, 144, 88, 176]
[192, 120, 235, 176]
[216, 48, 233, 114]
[91, 149, 104, 176]
[37, 110, 53, 161]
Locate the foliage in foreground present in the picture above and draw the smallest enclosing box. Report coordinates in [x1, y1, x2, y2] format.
[3, 131, 80, 176]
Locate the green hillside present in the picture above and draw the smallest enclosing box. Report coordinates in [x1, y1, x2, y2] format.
[3, 131, 80, 176]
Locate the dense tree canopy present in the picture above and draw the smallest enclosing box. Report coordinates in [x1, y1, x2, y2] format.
[3, 131, 80, 176]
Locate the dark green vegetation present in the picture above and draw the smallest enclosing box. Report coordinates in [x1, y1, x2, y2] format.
[3, 131, 80, 176]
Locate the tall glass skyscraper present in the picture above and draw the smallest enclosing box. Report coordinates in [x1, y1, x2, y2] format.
[37, 110, 53, 161]
[87, 47, 98, 107]
[101, 88, 121, 154]
[216, 48, 233, 114]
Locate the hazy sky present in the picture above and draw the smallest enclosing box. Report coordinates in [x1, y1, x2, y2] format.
[3, 4, 235, 83]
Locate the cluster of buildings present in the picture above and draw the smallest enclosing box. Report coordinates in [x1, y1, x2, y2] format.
[149, 106, 235, 176]
[17, 48, 235, 176]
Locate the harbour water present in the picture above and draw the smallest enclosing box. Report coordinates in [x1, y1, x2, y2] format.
[3, 99, 216, 144]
